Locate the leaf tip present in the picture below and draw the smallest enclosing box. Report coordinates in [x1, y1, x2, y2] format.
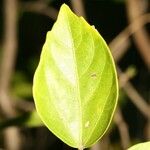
[59, 3, 72, 14]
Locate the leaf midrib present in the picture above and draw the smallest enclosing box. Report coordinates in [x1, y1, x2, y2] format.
[65, 13, 83, 147]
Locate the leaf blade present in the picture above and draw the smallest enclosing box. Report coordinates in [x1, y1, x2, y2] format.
[33, 4, 118, 148]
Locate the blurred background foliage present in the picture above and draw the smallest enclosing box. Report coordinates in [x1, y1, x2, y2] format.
[0, 0, 149, 150]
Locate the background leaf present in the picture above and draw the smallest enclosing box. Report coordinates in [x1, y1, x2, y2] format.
[128, 142, 150, 150]
[33, 4, 118, 149]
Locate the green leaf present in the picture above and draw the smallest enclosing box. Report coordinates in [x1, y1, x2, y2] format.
[128, 142, 150, 150]
[0, 111, 43, 129]
[11, 72, 32, 98]
[33, 4, 118, 149]
[24, 110, 43, 127]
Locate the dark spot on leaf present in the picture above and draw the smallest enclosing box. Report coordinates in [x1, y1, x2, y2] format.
[91, 73, 97, 78]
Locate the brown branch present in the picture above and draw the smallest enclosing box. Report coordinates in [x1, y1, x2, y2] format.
[0, 0, 22, 150]
[123, 81, 150, 118]
[20, 1, 58, 20]
[0, 0, 18, 120]
[114, 107, 130, 149]
[118, 68, 150, 119]
[113, 68, 134, 149]
[4, 127, 21, 150]
[90, 135, 110, 150]
[14, 98, 34, 112]
[126, 0, 150, 68]
[109, 13, 150, 62]
[109, 11, 150, 117]
[70, 0, 86, 19]
[90, 143, 101, 150]
[118, 67, 136, 88]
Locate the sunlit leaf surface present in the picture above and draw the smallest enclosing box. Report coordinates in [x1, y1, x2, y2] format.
[33, 4, 118, 149]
